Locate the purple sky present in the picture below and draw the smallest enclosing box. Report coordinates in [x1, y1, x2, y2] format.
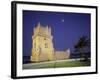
[23, 10, 91, 56]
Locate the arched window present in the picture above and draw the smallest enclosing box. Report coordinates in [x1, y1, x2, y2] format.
[45, 43, 48, 48]
[44, 38, 46, 40]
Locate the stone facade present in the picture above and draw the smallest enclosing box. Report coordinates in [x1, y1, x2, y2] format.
[30, 23, 70, 62]
[54, 50, 70, 60]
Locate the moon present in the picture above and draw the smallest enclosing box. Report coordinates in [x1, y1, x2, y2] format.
[62, 19, 64, 22]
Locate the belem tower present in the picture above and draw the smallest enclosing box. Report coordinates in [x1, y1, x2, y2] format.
[30, 23, 70, 62]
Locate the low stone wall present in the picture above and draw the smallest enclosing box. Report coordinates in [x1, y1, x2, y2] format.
[54, 51, 70, 60]
[31, 50, 70, 62]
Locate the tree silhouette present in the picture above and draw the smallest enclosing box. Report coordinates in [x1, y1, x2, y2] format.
[74, 36, 90, 61]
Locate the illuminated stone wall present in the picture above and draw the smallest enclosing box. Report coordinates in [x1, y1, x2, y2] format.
[54, 49, 70, 60]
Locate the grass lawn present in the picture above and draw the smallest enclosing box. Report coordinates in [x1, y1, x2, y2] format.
[42, 60, 91, 68]
[23, 59, 91, 69]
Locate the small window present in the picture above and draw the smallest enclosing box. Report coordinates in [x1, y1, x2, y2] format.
[44, 38, 46, 40]
[45, 43, 48, 48]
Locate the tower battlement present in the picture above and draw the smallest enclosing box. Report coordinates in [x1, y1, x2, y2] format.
[33, 22, 52, 38]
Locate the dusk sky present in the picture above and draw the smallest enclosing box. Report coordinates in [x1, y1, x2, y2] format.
[23, 10, 90, 56]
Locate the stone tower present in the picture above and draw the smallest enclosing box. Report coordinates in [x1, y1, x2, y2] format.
[31, 22, 54, 62]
